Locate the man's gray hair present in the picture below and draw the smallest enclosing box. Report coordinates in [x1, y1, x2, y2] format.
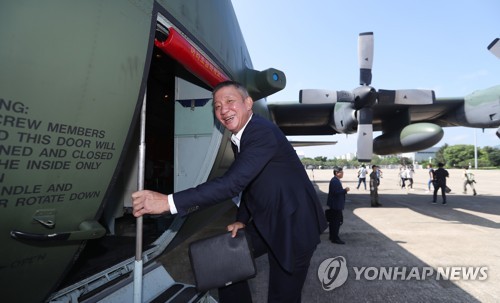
[212, 80, 250, 100]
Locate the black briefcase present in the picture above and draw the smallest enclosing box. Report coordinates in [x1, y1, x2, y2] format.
[188, 229, 256, 291]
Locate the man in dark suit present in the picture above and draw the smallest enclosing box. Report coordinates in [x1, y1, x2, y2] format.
[327, 167, 350, 244]
[432, 162, 449, 205]
[132, 81, 328, 302]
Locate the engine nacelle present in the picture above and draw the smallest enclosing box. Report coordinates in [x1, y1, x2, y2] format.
[373, 123, 443, 155]
[332, 102, 357, 134]
[464, 85, 500, 127]
[445, 85, 500, 128]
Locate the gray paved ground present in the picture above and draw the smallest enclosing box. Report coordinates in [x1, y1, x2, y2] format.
[162, 168, 500, 302]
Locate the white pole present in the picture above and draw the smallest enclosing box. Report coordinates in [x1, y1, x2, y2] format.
[134, 92, 147, 303]
[474, 129, 478, 169]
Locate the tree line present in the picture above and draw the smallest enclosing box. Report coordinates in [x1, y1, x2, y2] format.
[300, 144, 500, 169]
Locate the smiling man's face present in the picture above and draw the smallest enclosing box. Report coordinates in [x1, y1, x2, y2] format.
[213, 85, 253, 134]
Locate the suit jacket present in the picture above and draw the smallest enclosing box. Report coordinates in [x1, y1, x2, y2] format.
[433, 167, 449, 186]
[327, 176, 347, 210]
[173, 114, 327, 273]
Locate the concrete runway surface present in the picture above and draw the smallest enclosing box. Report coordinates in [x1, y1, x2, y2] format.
[161, 168, 500, 302]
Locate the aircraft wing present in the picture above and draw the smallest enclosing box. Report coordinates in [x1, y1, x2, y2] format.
[288, 140, 337, 147]
[373, 97, 465, 129]
[268, 84, 500, 157]
[268, 103, 338, 136]
[269, 97, 465, 135]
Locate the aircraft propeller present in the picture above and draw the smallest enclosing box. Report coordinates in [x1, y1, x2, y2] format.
[300, 32, 435, 162]
[489, 38, 500, 137]
[488, 38, 500, 59]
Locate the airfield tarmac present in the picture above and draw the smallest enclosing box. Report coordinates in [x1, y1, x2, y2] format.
[162, 168, 500, 302]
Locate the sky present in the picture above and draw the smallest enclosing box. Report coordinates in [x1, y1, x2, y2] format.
[231, 0, 500, 159]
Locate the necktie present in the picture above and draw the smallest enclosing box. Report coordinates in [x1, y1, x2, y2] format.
[231, 142, 238, 158]
[230, 139, 241, 207]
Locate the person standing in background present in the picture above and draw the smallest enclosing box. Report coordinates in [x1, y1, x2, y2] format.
[356, 164, 367, 190]
[376, 167, 383, 185]
[432, 162, 449, 205]
[463, 167, 477, 196]
[406, 165, 414, 189]
[327, 167, 350, 244]
[370, 165, 382, 207]
[426, 164, 434, 193]
[399, 165, 407, 189]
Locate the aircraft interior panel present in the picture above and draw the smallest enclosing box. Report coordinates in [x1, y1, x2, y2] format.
[173, 77, 223, 192]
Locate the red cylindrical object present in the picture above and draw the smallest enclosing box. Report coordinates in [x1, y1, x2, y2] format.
[155, 27, 230, 88]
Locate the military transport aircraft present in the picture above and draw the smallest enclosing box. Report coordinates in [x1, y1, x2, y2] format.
[1, 1, 499, 302]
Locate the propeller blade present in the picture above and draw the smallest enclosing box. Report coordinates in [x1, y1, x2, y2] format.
[356, 107, 373, 162]
[300, 89, 354, 104]
[336, 90, 356, 102]
[488, 38, 500, 59]
[358, 32, 374, 86]
[299, 89, 338, 104]
[377, 89, 435, 105]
